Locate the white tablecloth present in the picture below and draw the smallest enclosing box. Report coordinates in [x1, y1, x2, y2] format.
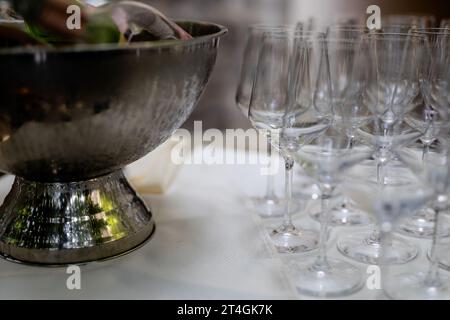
[0, 149, 446, 299]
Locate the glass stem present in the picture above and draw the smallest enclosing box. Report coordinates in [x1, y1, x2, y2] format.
[422, 143, 430, 162]
[366, 227, 381, 245]
[340, 134, 355, 207]
[265, 132, 276, 199]
[422, 109, 436, 162]
[367, 156, 386, 247]
[376, 157, 386, 188]
[314, 184, 333, 269]
[379, 229, 391, 279]
[282, 157, 294, 228]
[425, 195, 447, 287]
[347, 134, 355, 150]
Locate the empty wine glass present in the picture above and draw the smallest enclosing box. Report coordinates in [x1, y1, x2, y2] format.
[309, 28, 373, 227]
[340, 170, 435, 299]
[285, 129, 371, 297]
[398, 27, 450, 238]
[386, 137, 450, 299]
[415, 27, 450, 145]
[337, 32, 426, 264]
[280, 34, 371, 297]
[364, 33, 425, 128]
[337, 123, 422, 264]
[236, 25, 297, 219]
[417, 28, 450, 272]
[361, 32, 425, 183]
[249, 30, 321, 253]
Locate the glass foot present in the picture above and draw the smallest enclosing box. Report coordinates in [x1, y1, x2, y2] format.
[270, 224, 319, 253]
[397, 208, 450, 238]
[337, 230, 418, 265]
[290, 258, 364, 297]
[384, 272, 450, 300]
[310, 203, 372, 227]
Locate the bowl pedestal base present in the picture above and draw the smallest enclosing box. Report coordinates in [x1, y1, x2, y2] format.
[0, 171, 155, 266]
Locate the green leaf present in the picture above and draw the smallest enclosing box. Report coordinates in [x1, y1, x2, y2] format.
[84, 13, 121, 44]
[25, 23, 75, 45]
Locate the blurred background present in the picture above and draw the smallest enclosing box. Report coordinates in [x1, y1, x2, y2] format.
[142, 0, 450, 130]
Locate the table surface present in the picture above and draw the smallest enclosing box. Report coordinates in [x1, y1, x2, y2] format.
[0, 149, 446, 300]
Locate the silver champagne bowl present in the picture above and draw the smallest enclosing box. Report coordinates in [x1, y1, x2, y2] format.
[0, 21, 227, 265]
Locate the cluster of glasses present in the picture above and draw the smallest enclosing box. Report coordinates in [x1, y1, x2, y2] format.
[236, 16, 450, 299]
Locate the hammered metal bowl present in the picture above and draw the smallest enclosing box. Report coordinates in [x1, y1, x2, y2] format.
[0, 21, 226, 265]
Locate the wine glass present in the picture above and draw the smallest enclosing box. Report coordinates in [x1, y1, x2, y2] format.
[326, 30, 371, 142]
[414, 28, 450, 154]
[236, 24, 297, 219]
[308, 28, 373, 227]
[385, 137, 450, 299]
[337, 32, 426, 264]
[285, 129, 371, 297]
[340, 169, 435, 299]
[398, 27, 450, 238]
[280, 34, 371, 297]
[415, 28, 450, 273]
[363, 32, 425, 128]
[248, 30, 321, 253]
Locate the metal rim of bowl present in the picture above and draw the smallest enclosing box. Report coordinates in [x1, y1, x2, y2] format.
[0, 19, 228, 55]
